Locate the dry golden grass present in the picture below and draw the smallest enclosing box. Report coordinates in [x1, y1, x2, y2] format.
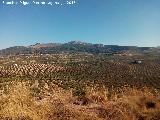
[0, 81, 160, 120]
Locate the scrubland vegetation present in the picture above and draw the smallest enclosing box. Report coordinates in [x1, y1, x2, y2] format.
[1, 81, 160, 120]
[0, 53, 160, 120]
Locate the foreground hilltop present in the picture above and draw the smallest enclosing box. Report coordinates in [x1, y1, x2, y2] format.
[0, 41, 155, 55]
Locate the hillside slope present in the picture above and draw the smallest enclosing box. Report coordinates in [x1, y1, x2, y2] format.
[0, 41, 153, 55]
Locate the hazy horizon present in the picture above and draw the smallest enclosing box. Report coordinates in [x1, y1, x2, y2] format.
[0, 0, 160, 49]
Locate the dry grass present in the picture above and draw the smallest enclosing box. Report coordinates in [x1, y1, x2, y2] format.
[0, 81, 160, 120]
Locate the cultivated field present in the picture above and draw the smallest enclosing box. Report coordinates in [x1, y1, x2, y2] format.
[0, 53, 160, 120]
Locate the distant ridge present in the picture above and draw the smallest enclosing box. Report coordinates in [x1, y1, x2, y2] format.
[67, 41, 91, 45]
[29, 43, 62, 49]
[0, 41, 155, 55]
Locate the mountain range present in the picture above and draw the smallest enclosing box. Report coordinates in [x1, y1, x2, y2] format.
[0, 41, 157, 55]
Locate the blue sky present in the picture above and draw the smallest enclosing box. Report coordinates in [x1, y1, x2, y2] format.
[0, 0, 160, 49]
